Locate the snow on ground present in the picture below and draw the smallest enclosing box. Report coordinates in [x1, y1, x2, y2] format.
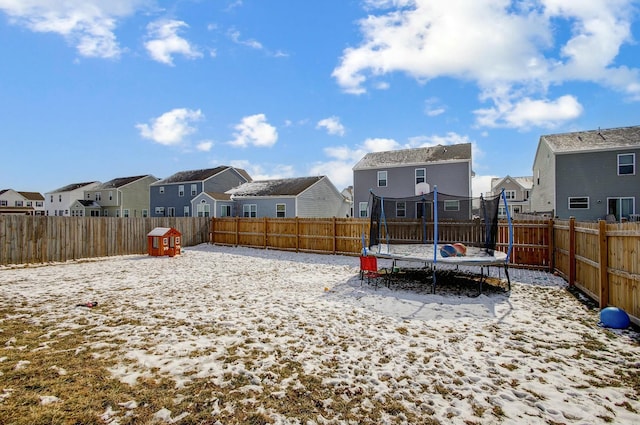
[1, 243, 639, 424]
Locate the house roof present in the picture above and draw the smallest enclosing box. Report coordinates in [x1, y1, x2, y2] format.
[541, 125, 640, 153]
[227, 176, 325, 197]
[202, 192, 233, 201]
[491, 175, 533, 190]
[50, 182, 100, 193]
[353, 143, 472, 170]
[95, 175, 155, 189]
[18, 191, 44, 201]
[76, 200, 101, 208]
[153, 166, 251, 185]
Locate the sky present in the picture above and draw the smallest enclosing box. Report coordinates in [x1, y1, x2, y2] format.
[1, 0, 639, 197]
[2, 244, 640, 424]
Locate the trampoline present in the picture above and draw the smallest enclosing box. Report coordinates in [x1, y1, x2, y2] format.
[364, 186, 514, 293]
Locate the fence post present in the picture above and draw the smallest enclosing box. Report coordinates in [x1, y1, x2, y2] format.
[547, 218, 555, 273]
[235, 217, 239, 247]
[295, 217, 300, 253]
[263, 217, 268, 249]
[332, 217, 337, 254]
[598, 219, 609, 308]
[569, 216, 576, 286]
[209, 217, 214, 244]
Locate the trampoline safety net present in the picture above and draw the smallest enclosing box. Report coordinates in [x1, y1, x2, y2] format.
[368, 188, 504, 256]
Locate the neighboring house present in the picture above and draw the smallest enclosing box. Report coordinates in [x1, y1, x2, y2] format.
[531, 125, 640, 221]
[226, 176, 348, 218]
[490, 175, 533, 218]
[0, 189, 45, 215]
[45, 182, 101, 216]
[77, 175, 159, 218]
[352, 143, 473, 219]
[190, 192, 235, 218]
[150, 166, 251, 217]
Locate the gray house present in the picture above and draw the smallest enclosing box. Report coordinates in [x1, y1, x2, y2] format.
[76, 174, 159, 217]
[190, 192, 235, 218]
[530, 125, 640, 221]
[150, 166, 251, 217]
[226, 176, 348, 218]
[352, 143, 473, 218]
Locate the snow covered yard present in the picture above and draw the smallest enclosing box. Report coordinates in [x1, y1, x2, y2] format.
[1, 243, 639, 424]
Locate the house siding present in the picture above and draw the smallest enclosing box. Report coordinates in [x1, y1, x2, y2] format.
[354, 161, 471, 218]
[555, 149, 640, 220]
[235, 198, 296, 218]
[531, 140, 556, 214]
[297, 178, 345, 217]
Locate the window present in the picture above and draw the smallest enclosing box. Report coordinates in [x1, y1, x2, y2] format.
[86, 193, 91, 199]
[568, 197, 589, 209]
[142, 209, 148, 218]
[504, 190, 516, 200]
[103, 210, 108, 217]
[415, 168, 426, 184]
[26, 201, 32, 207]
[183, 206, 190, 217]
[50, 195, 53, 202]
[96, 192, 101, 201]
[178, 185, 185, 197]
[123, 209, 129, 218]
[59, 195, 62, 202]
[0, 200, 6, 206]
[109, 191, 113, 201]
[115, 209, 120, 217]
[197, 201, 210, 217]
[608, 197, 635, 221]
[618, 153, 635, 175]
[276, 203, 286, 218]
[15, 201, 23, 207]
[359, 202, 368, 218]
[377, 171, 388, 187]
[155, 207, 165, 216]
[220, 205, 231, 217]
[36, 201, 43, 207]
[159, 186, 165, 194]
[168, 207, 175, 217]
[396, 202, 406, 217]
[444, 200, 460, 211]
[191, 184, 197, 196]
[243, 204, 257, 218]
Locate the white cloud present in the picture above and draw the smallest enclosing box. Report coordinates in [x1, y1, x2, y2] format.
[228, 29, 263, 50]
[472, 174, 497, 198]
[144, 20, 202, 66]
[136, 108, 203, 146]
[0, 0, 147, 58]
[228, 114, 278, 148]
[333, 0, 639, 127]
[196, 140, 213, 152]
[475, 94, 583, 129]
[316, 116, 346, 136]
[230, 160, 295, 181]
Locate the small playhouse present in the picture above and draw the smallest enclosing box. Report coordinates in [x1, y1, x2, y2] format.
[147, 227, 181, 257]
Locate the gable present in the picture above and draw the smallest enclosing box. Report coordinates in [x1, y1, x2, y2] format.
[542, 126, 640, 154]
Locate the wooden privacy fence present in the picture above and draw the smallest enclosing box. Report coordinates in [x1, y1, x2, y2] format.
[0, 216, 210, 266]
[554, 218, 640, 322]
[210, 217, 552, 269]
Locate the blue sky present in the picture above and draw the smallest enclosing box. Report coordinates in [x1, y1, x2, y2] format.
[1, 0, 639, 196]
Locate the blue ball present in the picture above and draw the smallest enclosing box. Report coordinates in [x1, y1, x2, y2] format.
[440, 244, 457, 258]
[599, 307, 631, 329]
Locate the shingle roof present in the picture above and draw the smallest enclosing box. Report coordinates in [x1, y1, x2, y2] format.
[152, 166, 251, 184]
[541, 125, 640, 153]
[353, 143, 472, 170]
[18, 191, 45, 201]
[76, 200, 100, 207]
[227, 176, 324, 197]
[203, 192, 233, 201]
[51, 182, 99, 193]
[95, 175, 153, 189]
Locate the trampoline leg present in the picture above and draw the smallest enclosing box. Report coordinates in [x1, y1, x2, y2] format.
[432, 267, 437, 294]
[504, 265, 511, 291]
